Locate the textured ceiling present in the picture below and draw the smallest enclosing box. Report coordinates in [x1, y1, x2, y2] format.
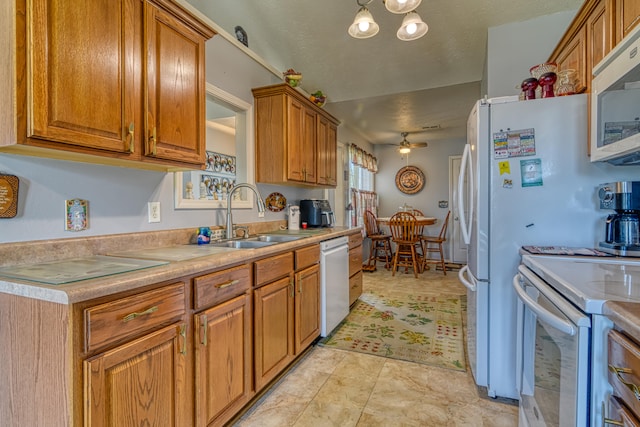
[186, 0, 582, 146]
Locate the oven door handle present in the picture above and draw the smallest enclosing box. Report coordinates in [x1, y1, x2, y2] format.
[512, 273, 576, 336]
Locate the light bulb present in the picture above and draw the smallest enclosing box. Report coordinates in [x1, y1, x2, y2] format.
[358, 21, 370, 32]
[398, 0, 407, 3]
[406, 22, 417, 34]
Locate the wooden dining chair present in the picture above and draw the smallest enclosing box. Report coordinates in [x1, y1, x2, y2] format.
[421, 211, 451, 275]
[388, 211, 421, 278]
[363, 210, 393, 271]
[412, 209, 424, 216]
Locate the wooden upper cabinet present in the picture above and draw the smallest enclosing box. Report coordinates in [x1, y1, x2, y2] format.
[28, 0, 139, 155]
[552, 26, 587, 91]
[587, 0, 614, 74]
[253, 83, 339, 188]
[615, 0, 640, 43]
[5, 0, 214, 170]
[144, 3, 208, 166]
[317, 115, 338, 186]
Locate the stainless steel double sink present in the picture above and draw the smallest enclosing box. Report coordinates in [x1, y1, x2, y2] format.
[210, 234, 305, 249]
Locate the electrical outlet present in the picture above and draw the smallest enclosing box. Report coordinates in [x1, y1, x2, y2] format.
[148, 202, 161, 223]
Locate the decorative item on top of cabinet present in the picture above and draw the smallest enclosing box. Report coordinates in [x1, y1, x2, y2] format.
[252, 83, 340, 188]
[349, 232, 364, 306]
[0, 0, 215, 171]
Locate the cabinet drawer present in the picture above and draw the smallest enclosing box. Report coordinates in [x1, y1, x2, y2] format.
[349, 246, 363, 277]
[609, 329, 640, 419]
[254, 252, 294, 287]
[348, 232, 363, 249]
[84, 282, 185, 353]
[295, 245, 320, 271]
[193, 264, 251, 310]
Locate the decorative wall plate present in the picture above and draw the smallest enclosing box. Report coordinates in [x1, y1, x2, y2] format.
[395, 166, 425, 194]
[265, 192, 287, 212]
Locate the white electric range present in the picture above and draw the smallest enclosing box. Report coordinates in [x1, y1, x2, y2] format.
[515, 253, 640, 427]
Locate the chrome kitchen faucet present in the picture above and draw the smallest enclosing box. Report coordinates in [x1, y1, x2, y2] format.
[226, 183, 266, 239]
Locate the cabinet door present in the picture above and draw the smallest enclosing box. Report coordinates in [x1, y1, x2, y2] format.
[587, 0, 614, 75]
[254, 276, 294, 391]
[317, 116, 337, 187]
[145, 3, 206, 166]
[554, 26, 587, 92]
[302, 108, 317, 183]
[194, 294, 252, 427]
[84, 323, 188, 427]
[295, 264, 320, 354]
[616, 0, 640, 43]
[29, 0, 139, 155]
[287, 97, 306, 182]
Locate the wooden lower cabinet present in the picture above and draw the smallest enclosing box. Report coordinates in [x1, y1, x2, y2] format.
[348, 232, 364, 305]
[295, 264, 321, 353]
[84, 322, 189, 427]
[194, 293, 252, 427]
[254, 275, 295, 391]
[253, 247, 321, 391]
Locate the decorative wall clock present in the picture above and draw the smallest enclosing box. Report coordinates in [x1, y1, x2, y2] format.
[395, 166, 425, 194]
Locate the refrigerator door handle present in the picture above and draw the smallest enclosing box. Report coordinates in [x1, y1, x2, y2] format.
[458, 143, 473, 245]
[458, 265, 476, 292]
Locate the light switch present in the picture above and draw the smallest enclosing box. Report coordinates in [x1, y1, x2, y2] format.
[148, 202, 161, 223]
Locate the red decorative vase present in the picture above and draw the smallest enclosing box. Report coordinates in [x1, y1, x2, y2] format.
[539, 72, 557, 98]
[521, 78, 539, 100]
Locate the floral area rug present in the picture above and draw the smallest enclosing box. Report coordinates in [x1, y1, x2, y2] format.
[320, 291, 466, 371]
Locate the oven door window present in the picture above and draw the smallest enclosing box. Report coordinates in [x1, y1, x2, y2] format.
[519, 277, 590, 427]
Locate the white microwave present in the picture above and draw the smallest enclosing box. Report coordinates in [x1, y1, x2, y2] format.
[591, 23, 640, 165]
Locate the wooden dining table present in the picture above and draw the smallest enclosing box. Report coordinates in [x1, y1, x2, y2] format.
[376, 216, 437, 226]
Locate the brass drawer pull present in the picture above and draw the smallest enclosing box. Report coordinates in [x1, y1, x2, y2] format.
[122, 305, 159, 322]
[604, 418, 624, 426]
[609, 364, 640, 400]
[215, 279, 239, 289]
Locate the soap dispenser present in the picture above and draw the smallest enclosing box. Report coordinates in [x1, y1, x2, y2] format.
[288, 205, 300, 230]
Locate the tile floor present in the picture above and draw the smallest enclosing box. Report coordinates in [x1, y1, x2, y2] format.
[233, 267, 518, 426]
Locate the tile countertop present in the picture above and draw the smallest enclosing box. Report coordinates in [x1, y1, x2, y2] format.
[0, 225, 361, 305]
[603, 301, 640, 343]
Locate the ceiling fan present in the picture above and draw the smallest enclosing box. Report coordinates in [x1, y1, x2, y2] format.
[391, 132, 428, 153]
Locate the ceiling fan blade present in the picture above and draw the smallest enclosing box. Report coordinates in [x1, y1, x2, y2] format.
[408, 142, 428, 148]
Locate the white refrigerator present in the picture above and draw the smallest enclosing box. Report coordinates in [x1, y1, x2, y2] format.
[457, 94, 640, 400]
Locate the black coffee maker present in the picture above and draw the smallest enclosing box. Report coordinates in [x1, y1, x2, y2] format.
[598, 181, 640, 256]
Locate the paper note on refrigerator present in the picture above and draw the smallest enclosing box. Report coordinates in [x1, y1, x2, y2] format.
[493, 128, 536, 159]
[520, 158, 543, 187]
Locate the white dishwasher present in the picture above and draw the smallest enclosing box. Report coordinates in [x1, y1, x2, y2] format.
[320, 236, 350, 337]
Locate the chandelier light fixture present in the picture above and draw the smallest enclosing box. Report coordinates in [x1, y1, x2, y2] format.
[348, 0, 428, 41]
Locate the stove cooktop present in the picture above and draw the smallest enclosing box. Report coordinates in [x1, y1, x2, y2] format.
[521, 254, 640, 314]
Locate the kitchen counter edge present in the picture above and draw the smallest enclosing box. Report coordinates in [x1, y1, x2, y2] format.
[0, 226, 362, 305]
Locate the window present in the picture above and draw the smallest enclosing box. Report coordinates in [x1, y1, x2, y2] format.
[348, 144, 378, 227]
